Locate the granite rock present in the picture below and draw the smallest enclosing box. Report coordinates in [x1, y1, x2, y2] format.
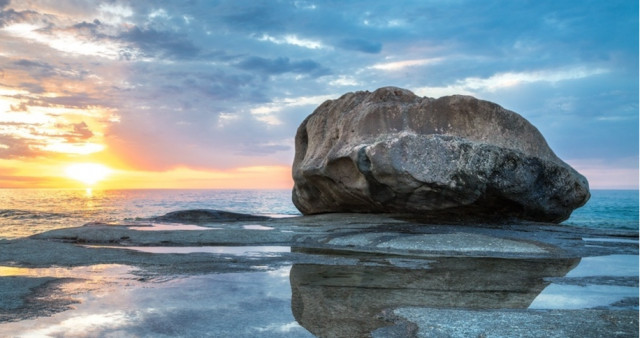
[292, 87, 590, 223]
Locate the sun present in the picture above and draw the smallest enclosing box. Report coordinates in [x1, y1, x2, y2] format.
[65, 163, 112, 186]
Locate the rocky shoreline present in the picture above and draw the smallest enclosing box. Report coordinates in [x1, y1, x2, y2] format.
[1, 210, 637, 337]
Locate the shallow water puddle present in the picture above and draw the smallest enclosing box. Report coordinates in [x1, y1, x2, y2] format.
[0, 264, 143, 324]
[0, 264, 137, 278]
[529, 284, 638, 309]
[126, 223, 277, 231]
[263, 214, 299, 219]
[566, 254, 639, 278]
[1, 253, 638, 337]
[0, 266, 313, 337]
[582, 237, 638, 244]
[529, 255, 639, 310]
[127, 223, 218, 231]
[243, 224, 274, 230]
[87, 245, 290, 256]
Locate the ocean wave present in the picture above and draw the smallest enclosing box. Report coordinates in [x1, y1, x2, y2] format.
[0, 209, 70, 220]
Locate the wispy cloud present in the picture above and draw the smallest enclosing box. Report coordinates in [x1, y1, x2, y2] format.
[464, 67, 609, 91]
[2, 22, 124, 59]
[370, 58, 443, 71]
[337, 38, 382, 54]
[415, 66, 610, 97]
[250, 94, 336, 125]
[257, 33, 328, 50]
[235, 56, 330, 77]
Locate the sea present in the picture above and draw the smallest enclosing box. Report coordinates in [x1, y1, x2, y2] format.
[0, 189, 637, 240]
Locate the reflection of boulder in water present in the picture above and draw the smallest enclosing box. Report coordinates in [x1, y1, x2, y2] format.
[290, 257, 579, 338]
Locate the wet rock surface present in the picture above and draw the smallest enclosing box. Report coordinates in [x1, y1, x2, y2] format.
[292, 87, 590, 222]
[1, 211, 637, 337]
[383, 308, 639, 338]
[151, 209, 271, 223]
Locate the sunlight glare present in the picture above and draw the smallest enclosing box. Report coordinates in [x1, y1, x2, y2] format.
[65, 163, 112, 186]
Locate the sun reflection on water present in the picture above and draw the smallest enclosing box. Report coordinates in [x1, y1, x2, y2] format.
[0, 264, 137, 278]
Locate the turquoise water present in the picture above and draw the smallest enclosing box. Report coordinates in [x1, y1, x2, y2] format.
[0, 189, 637, 239]
[564, 190, 639, 230]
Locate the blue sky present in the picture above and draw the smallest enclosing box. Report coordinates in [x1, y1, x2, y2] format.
[0, 0, 637, 188]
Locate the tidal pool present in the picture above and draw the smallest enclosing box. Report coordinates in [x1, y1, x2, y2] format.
[0, 266, 312, 337]
[0, 264, 137, 279]
[529, 255, 639, 310]
[127, 223, 217, 231]
[0, 253, 636, 337]
[243, 224, 275, 230]
[87, 245, 290, 256]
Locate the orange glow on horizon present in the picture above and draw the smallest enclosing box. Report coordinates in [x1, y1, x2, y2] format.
[107, 165, 294, 189]
[0, 157, 293, 189]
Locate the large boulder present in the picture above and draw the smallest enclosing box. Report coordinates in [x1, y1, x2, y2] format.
[291, 87, 590, 223]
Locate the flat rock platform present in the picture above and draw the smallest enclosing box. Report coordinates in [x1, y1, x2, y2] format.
[1, 212, 637, 337]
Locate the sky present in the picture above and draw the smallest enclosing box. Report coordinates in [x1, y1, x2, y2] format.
[0, 0, 637, 189]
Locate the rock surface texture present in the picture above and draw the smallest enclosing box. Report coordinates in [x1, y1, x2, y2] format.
[292, 87, 590, 223]
[152, 209, 270, 223]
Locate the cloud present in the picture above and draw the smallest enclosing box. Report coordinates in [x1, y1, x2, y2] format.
[11, 59, 89, 80]
[250, 94, 336, 125]
[0, 117, 102, 159]
[257, 34, 328, 50]
[327, 75, 362, 87]
[2, 20, 124, 59]
[0, 8, 43, 28]
[415, 66, 610, 97]
[9, 101, 28, 112]
[235, 56, 330, 77]
[68, 122, 94, 141]
[0, 133, 44, 158]
[17, 82, 45, 94]
[96, 3, 133, 26]
[13, 59, 55, 76]
[370, 58, 443, 71]
[62, 20, 107, 41]
[337, 38, 382, 54]
[117, 26, 201, 60]
[463, 67, 609, 92]
[218, 2, 287, 33]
